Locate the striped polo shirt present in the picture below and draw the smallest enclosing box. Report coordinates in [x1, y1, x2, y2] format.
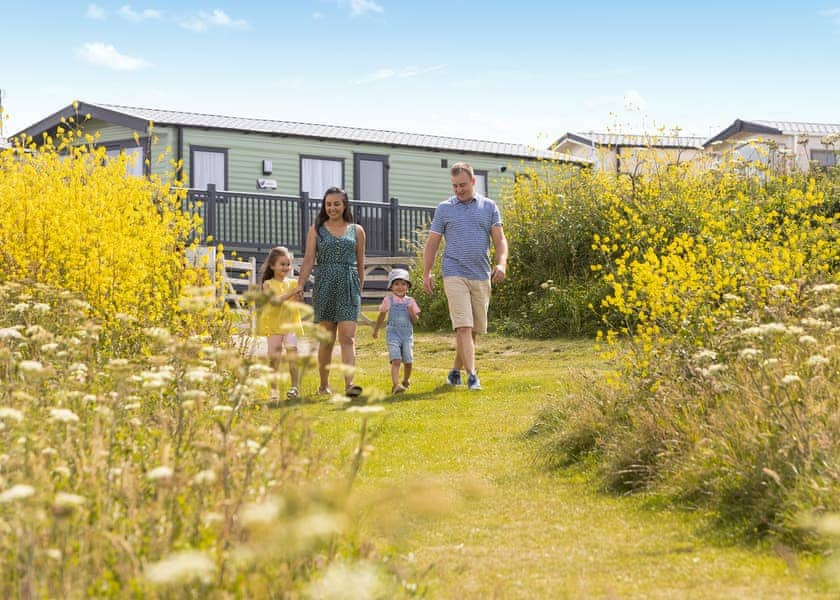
[429, 194, 502, 280]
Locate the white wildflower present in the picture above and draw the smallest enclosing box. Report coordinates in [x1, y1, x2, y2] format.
[83, 394, 97, 403]
[18, 360, 45, 374]
[770, 284, 790, 294]
[247, 364, 274, 377]
[807, 355, 829, 367]
[54, 492, 86, 508]
[40, 342, 59, 353]
[0, 327, 24, 340]
[145, 551, 215, 585]
[306, 561, 385, 600]
[0, 407, 24, 422]
[801, 317, 830, 329]
[0, 484, 35, 503]
[811, 283, 839, 294]
[32, 303, 51, 313]
[212, 405, 233, 413]
[53, 466, 71, 478]
[106, 358, 130, 368]
[239, 498, 282, 527]
[722, 293, 743, 302]
[812, 303, 833, 315]
[147, 466, 174, 481]
[786, 325, 805, 335]
[49, 408, 79, 423]
[760, 322, 788, 334]
[123, 403, 141, 411]
[799, 335, 818, 345]
[192, 470, 216, 485]
[184, 367, 217, 383]
[740, 326, 763, 336]
[182, 389, 207, 400]
[739, 348, 761, 360]
[142, 327, 172, 342]
[11, 302, 29, 313]
[781, 374, 801, 386]
[692, 349, 717, 362]
[45, 549, 62, 561]
[41, 447, 58, 456]
[706, 363, 728, 374]
[762, 358, 780, 367]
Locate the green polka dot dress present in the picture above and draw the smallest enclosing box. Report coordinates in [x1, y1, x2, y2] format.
[313, 224, 361, 323]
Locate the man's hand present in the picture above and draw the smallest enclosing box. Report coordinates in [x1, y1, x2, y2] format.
[491, 264, 506, 284]
[423, 273, 435, 294]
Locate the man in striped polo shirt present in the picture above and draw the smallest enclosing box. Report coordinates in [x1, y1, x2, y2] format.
[422, 162, 509, 391]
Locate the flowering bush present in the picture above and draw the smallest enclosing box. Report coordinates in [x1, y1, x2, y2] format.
[522, 151, 840, 545]
[1, 125, 201, 329]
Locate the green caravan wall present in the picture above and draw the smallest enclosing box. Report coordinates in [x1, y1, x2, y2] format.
[180, 127, 539, 207]
[83, 119, 174, 178]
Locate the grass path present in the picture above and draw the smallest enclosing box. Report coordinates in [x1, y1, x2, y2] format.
[294, 331, 829, 598]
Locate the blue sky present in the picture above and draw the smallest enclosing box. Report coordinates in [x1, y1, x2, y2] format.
[3, 1, 840, 146]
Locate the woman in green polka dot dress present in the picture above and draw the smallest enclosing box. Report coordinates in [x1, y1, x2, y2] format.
[297, 187, 366, 397]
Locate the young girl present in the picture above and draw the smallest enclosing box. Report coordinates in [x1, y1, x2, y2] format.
[372, 268, 420, 394]
[296, 187, 366, 397]
[256, 246, 304, 400]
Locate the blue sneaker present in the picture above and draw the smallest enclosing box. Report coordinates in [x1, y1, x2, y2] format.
[446, 369, 462, 386]
[467, 372, 481, 390]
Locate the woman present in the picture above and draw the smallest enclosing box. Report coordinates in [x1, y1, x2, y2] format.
[296, 187, 366, 397]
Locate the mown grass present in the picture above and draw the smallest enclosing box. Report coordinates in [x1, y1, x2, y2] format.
[290, 326, 834, 598]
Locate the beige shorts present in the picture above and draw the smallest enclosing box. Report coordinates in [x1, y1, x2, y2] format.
[443, 277, 491, 334]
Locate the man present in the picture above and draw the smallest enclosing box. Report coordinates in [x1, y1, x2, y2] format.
[423, 162, 508, 391]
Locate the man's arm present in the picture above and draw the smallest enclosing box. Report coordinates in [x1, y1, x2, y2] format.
[422, 232, 443, 293]
[490, 225, 508, 284]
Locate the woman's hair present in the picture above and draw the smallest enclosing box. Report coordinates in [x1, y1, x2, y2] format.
[258, 246, 294, 285]
[315, 186, 354, 235]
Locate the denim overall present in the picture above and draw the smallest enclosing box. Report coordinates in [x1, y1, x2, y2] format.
[386, 296, 414, 363]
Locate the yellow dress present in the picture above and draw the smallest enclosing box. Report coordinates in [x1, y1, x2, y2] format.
[256, 278, 304, 336]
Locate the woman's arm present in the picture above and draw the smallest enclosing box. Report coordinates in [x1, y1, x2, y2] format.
[296, 226, 318, 292]
[355, 224, 366, 291]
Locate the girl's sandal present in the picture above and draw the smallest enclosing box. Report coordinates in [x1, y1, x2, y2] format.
[345, 384, 363, 397]
[317, 387, 332, 396]
[392, 384, 406, 394]
[286, 387, 299, 400]
[401, 380, 410, 389]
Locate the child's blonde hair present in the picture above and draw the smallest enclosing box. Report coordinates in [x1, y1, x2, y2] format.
[259, 246, 294, 285]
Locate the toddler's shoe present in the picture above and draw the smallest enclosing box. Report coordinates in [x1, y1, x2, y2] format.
[446, 369, 462, 386]
[467, 372, 481, 391]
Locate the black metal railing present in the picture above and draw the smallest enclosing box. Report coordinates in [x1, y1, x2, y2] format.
[186, 185, 435, 256]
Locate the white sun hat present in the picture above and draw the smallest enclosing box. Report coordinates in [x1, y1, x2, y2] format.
[386, 268, 412, 290]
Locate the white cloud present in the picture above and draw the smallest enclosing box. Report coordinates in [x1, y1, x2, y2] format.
[77, 42, 152, 71]
[349, 0, 384, 15]
[180, 9, 248, 32]
[85, 4, 105, 20]
[352, 64, 445, 85]
[118, 5, 162, 21]
[819, 8, 840, 25]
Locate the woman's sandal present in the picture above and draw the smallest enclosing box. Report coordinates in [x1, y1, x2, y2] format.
[392, 384, 406, 394]
[401, 380, 410, 389]
[317, 387, 332, 396]
[286, 387, 299, 400]
[345, 384, 363, 397]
